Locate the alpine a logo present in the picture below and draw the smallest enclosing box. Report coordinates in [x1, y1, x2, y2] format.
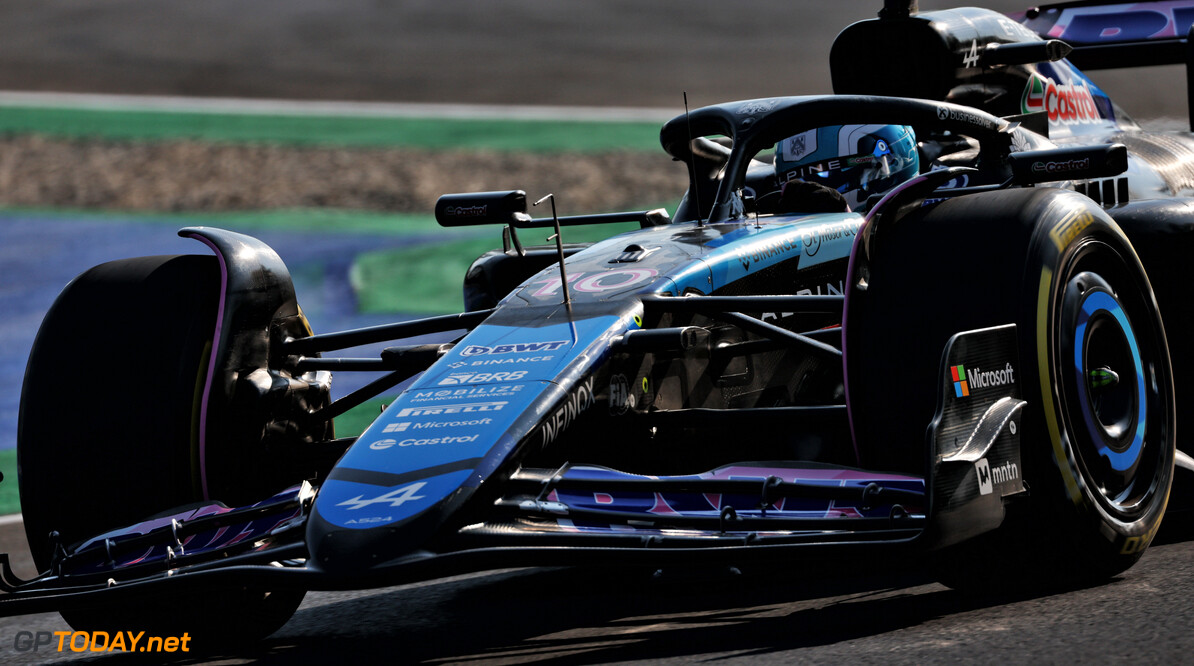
[950, 363, 1015, 398]
[1021, 73, 1101, 125]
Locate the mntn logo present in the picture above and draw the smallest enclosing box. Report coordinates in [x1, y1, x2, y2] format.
[950, 365, 969, 397]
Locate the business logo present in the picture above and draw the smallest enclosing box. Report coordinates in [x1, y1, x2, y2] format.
[935, 105, 997, 129]
[1022, 73, 1101, 125]
[1031, 157, 1091, 173]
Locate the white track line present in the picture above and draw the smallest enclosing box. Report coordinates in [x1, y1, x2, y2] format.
[0, 513, 21, 526]
[0, 90, 677, 123]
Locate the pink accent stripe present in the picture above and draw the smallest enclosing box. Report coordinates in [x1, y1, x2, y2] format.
[702, 465, 921, 483]
[183, 232, 229, 501]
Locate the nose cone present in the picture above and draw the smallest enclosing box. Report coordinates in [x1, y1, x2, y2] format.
[307, 467, 476, 575]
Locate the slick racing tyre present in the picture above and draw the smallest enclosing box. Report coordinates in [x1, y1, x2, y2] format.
[844, 188, 1175, 587]
[18, 255, 303, 641]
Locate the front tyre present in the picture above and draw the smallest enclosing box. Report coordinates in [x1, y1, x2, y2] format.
[844, 188, 1174, 588]
[18, 254, 305, 643]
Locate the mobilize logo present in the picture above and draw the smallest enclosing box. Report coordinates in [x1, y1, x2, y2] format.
[409, 385, 525, 402]
[437, 370, 527, 386]
[950, 363, 1015, 398]
[460, 341, 567, 357]
[975, 458, 1020, 495]
[337, 481, 427, 510]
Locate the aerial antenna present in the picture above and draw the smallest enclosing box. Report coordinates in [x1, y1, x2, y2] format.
[534, 193, 572, 310]
[684, 92, 704, 227]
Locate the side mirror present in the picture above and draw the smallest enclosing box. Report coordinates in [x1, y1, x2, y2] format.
[435, 190, 532, 227]
[1009, 144, 1127, 185]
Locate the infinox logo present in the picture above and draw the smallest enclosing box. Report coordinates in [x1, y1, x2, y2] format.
[1022, 73, 1101, 125]
[540, 377, 595, 446]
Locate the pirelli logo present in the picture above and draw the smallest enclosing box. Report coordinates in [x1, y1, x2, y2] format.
[1049, 210, 1094, 251]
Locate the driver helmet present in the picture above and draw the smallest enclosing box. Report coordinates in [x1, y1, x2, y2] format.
[774, 124, 919, 209]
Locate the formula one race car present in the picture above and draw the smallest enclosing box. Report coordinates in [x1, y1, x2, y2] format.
[3, 0, 1194, 644]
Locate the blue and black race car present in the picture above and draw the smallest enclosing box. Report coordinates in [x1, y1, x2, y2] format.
[5, 0, 1194, 643]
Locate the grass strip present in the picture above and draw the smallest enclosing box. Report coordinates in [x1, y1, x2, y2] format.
[0, 450, 17, 515]
[0, 107, 663, 152]
[0, 206, 445, 236]
[351, 222, 640, 314]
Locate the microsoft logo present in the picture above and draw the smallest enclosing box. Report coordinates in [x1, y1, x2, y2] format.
[950, 365, 970, 398]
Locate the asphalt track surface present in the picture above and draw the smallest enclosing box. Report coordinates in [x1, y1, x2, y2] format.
[1, 519, 1194, 664]
[5, 1, 1194, 663]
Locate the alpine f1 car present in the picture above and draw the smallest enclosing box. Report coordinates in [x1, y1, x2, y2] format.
[4, 0, 1194, 643]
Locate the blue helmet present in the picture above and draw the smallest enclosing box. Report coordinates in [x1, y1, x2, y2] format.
[774, 124, 919, 209]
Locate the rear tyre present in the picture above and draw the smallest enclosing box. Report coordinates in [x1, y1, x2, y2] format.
[18, 255, 304, 642]
[844, 188, 1174, 589]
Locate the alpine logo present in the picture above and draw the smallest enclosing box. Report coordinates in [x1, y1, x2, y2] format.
[460, 341, 567, 357]
[1021, 73, 1101, 125]
[950, 363, 1015, 398]
[975, 458, 1020, 496]
[336, 482, 427, 510]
